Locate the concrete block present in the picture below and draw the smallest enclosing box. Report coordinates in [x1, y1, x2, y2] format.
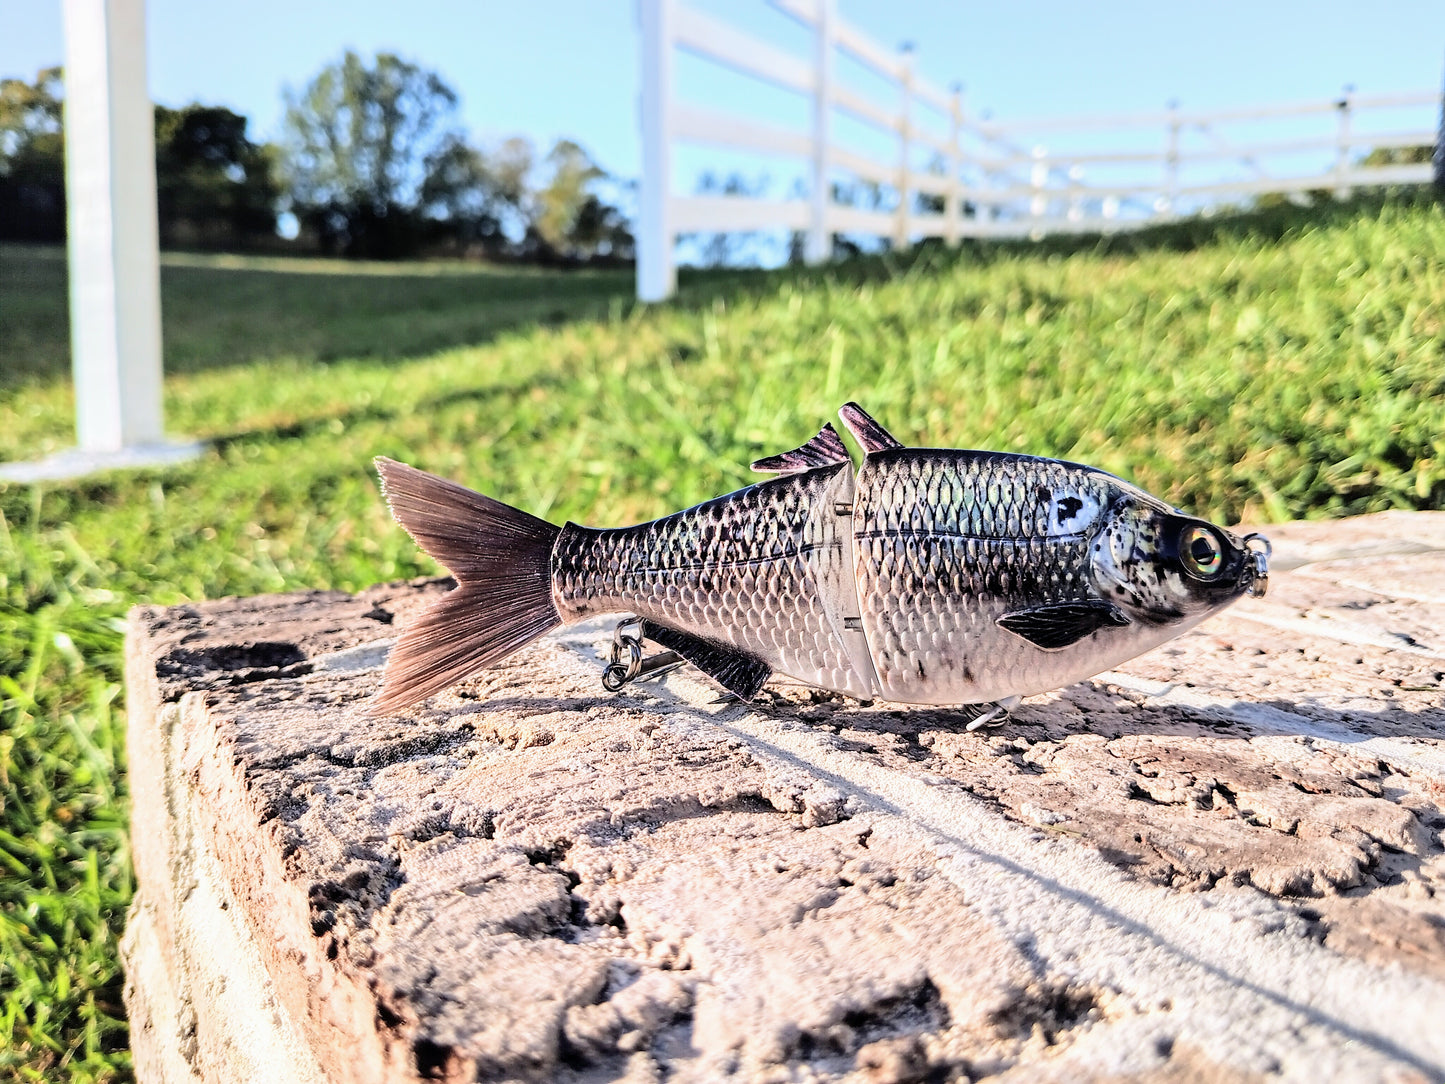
[123, 514, 1445, 1082]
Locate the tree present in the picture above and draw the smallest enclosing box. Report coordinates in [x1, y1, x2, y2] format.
[417, 134, 543, 259]
[1358, 144, 1434, 168]
[0, 68, 280, 248]
[531, 139, 633, 262]
[279, 50, 473, 258]
[414, 130, 631, 264]
[0, 67, 65, 241]
[488, 136, 537, 244]
[154, 104, 278, 249]
[417, 134, 504, 253]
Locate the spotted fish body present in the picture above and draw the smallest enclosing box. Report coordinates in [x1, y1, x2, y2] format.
[856, 449, 1115, 703]
[372, 404, 1267, 715]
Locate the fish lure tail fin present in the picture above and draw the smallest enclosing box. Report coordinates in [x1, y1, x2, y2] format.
[372, 457, 561, 714]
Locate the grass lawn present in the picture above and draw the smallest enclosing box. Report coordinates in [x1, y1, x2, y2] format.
[2, 195, 1443, 1080]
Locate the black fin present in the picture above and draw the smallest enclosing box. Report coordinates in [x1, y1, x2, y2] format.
[641, 620, 771, 700]
[838, 402, 904, 452]
[996, 600, 1131, 651]
[372, 458, 561, 714]
[750, 423, 852, 474]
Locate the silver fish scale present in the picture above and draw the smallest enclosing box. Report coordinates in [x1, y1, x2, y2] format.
[855, 450, 1115, 704]
[553, 463, 874, 697]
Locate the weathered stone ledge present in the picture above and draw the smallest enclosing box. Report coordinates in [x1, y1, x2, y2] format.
[122, 512, 1445, 1083]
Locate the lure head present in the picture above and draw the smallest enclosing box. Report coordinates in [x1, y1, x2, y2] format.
[1088, 489, 1268, 626]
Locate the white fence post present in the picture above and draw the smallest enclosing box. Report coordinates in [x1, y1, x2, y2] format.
[1029, 145, 1048, 218]
[1161, 100, 1180, 214]
[1436, 54, 1445, 191]
[1066, 163, 1083, 222]
[945, 84, 962, 246]
[637, 0, 676, 301]
[893, 44, 913, 251]
[805, 0, 835, 265]
[1335, 87, 1354, 200]
[1436, 53, 1445, 191]
[0, 0, 202, 482]
[63, 0, 164, 454]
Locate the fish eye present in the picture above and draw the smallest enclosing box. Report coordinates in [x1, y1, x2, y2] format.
[1180, 525, 1224, 579]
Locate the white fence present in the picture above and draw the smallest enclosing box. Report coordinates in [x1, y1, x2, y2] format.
[635, 0, 1445, 301]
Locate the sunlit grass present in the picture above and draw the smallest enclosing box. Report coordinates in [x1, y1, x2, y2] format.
[1, 194, 1442, 1080]
[1, 507, 132, 1083]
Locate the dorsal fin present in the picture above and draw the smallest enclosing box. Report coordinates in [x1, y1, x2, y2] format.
[838, 402, 904, 452]
[750, 423, 852, 474]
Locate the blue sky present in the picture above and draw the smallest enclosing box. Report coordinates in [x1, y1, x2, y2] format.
[5, 1, 1443, 193]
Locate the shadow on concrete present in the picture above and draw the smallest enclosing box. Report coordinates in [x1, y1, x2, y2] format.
[728, 677, 1445, 746]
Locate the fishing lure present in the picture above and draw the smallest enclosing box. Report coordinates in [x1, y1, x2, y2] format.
[372, 403, 1268, 722]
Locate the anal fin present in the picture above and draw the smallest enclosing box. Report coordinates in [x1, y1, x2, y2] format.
[996, 600, 1131, 650]
[751, 423, 852, 474]
[641, 621, 772, 700]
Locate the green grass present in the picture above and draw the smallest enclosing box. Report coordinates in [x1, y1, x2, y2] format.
[2, 195, 1443, 1080]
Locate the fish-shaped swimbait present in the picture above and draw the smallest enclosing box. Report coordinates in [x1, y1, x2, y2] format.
[372, 403, 1268, 719]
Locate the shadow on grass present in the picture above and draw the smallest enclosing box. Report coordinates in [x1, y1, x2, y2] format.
[4, 192, 1438, 394]
[0, 246, 644, 389]
[201, 365, 591, 453]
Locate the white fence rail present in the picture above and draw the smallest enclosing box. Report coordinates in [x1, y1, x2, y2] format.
[635, 0, 1445, 301]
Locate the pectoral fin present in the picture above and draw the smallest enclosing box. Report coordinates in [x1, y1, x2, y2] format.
[750, 423, 852, 474]
[641, 621, 772, 700]
[996, 600, 1131, 650]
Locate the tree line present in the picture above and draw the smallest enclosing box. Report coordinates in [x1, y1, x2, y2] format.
[0, 51, 632, 263]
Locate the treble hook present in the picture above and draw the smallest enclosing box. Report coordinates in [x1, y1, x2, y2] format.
[601, 617, 684, 692]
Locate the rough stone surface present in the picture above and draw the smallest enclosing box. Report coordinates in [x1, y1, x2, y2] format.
[122, 513, 1445, 1083]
